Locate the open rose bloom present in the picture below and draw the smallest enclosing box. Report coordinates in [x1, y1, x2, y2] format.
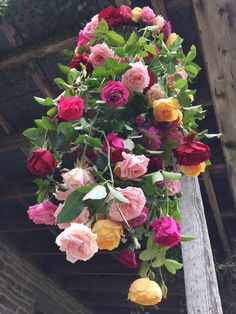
[24, 3, 211, 307]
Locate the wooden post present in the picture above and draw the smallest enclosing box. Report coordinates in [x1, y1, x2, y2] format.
[180, 177, 223, 314]
[191, 0, 236, 207]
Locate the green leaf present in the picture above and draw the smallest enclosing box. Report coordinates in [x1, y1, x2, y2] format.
[123, 138, 135, 151]
[89, 137, 102, 148]
[35, 116, 55, 130]
[152, 254, 165, 268]
[83, 185, 107, 201]
[105, 57, 118, 70]
[164, 259, 183, 274]
[92, 67, 112, 78]
[107, 31, 125, 46]
[107, 185, 129, 203]
[181, 235, 196, 242]
[145, 171, 163, 184]
[99, 18, 109, 32]
[186, 45, 197, 63]
[23, 128, 44, 141]
[139, 249, 157, 261]
[54, 77, 71, 90]
[126, 31, 137, 46]
[56, 189, 84, 224]
[173, 79, 187, 90]
[58, 63, 70, 74]
[162, 171, 182, 180]
[34, 96, 45, 105]
[144, 44, 157, 55]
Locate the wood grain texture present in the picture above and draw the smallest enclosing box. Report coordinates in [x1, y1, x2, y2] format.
[192, 0, 236, 207]
[151, 0, 167, 18]
[180, 176, 223, 314]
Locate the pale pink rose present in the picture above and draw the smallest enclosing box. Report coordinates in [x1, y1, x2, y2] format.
[151, 15, 165, 33]
[54, 205, 90, 229]
[141, 7, 156, 25]
[55, 223, 98, 263]
[108, 187, 146, 221]
[27, 200, 57, 225]
[91, 14, 99, 24]
[62, 167, 94, 190]
[54, 186, 72, 201]
[122, 62, 150, 93]
[159, 179, 181, 196]
[146, 83, 165, 104]
[118, 152, 149, 179]
[89, 43, 115, 67]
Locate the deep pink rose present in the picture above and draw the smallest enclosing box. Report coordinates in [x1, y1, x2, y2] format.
[166, 127, 185, 144]
[141, 7, 156, 25]
[122, 62, 150, 93]
[108, 187, 146, 221]
[101, 81, 129, 107]
[102, 132, 128, 163]
[120, 5, 132, 22]
[150, 216, 181, 247]
[58, 96, 84, 122]
[62, 167, 94, 190]
[28, 200, 57, 225]
[55, 223, 98, 263]
[116, 152, 149, 179]
[143, 127, 162, 151]
[54, 205, 90, 229]
[128, 207, 149, 228]
[115, 248, 138, 269]
[27, 149, 57, 177]
[162, 20, 172, 42]
[90, 43, 115, 67]
[77, 19, 98, 47]
[70, 53, 94, 74]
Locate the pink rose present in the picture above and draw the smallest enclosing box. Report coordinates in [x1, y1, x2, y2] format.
[77, 19, 98, 47]
[159, 179, 181, 196]
[151, 15, 165, 33]
[102, 132, 128, 163]
[54, 205, 90, 229]
[116, 152, 149, 179]
[150, 216, 181, 248]
[120, 4, 132, 22]
[89, 43, 115, 67]
[54, 186, 73, 201]
[27, 200, 57, 225]
[122, 62, 150, 93]
[62, 167, 94, 190]
[141, 7, 156, 25]
[55, 223, 98, 262]
[162, 20, 172, 41]
[101, 80, 129, 107]
[58, 96, 84, 122]
[128, 207, 149, 228]
[143, 127, 162, 151]
[108, 187, 146, 221]
[146, 83, 165, 104]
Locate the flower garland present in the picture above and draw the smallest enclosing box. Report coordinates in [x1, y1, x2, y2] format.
[24, 4, 211, 308]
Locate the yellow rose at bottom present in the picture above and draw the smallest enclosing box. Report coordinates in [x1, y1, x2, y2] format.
[180, 162, 206, 177]
[128, 278, 162, 306]
[92, 219, 123, 251]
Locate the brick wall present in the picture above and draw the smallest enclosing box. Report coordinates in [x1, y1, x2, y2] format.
[0, 241, 90, 314]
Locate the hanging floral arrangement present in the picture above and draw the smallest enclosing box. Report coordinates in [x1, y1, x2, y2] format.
[24, 4, 211, 308]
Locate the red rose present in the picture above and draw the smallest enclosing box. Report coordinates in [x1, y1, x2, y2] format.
[115, 248, 138, 269]
[174, 134, 210, 166]
[147, 155, 163, 173]
[144, 68, 155, 93]
[70, 53, 94, 74]
[120, 4, 132, 22]
[58, 96, 84, 122]
[27, 149, 57, 177]
[98, 6, 123, 27]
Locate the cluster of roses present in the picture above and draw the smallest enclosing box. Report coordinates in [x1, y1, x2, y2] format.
[25, 4, 211, 308]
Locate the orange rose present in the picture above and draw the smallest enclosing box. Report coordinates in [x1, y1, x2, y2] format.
[180, 162, 206, 177]
[128, 278, 162, 305]
[153, 98, 180, 122]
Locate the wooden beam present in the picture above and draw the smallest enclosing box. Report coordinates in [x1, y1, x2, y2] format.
[0, 36, 76, 71]
[0, 133, 28, 153]
[151, 0, 167, 18]
[192, 0, 236, 207]
[166, 0, 191, 11]
[0, 181, 37, 200]
[180, 177, 223, 313]
[0, 220, 53, 233]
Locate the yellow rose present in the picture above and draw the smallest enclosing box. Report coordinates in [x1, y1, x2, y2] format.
[128, 278, 162, 306]
[153, 97, 180, 122]
[132, 7, 142, 22]
[180, 162, 206, 177]
[92, 219, 123, 251]
[166, 33, 178, 49]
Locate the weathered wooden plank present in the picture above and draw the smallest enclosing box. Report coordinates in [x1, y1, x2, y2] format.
[180, 176, 223, 314]
[192, 0, 236, 207]
[151, 0, 167, 18]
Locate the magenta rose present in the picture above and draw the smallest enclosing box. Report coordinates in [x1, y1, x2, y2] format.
[27, 149, 57, 177]
[143, 127, 162, 151]
[77, 19, 98, 47]
[122, 62, 150, 93]
[141, 7, 156, 25]
[89, 43, 115, 67]
[150, 216, 181, 247]
[108, 187, 146, 221]
[58, 96, 84, 122]
[28, 200, 57, 225]
[101, 81, 129, 107]
[128, 207, 149, 228]
[70, 53, 94, 74]
[162, 20, 172, 42]
[102, 132, 128, 163]
[120, 4, 132, 22]
[115, 248, 138, 269]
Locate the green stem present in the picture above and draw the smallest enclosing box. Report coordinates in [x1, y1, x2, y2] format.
[102, 130, 114, 186]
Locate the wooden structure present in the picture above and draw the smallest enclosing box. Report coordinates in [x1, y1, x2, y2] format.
[0, 0, 235, 313]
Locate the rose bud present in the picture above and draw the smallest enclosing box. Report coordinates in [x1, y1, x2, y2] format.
[150, 216, 181, 248]
[115, 248, 138, 269]
[27, 149, 57, 177]
[135, 115, 144, 125]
